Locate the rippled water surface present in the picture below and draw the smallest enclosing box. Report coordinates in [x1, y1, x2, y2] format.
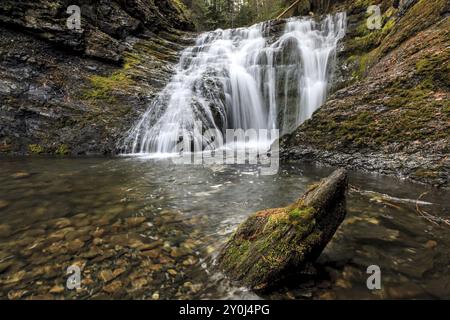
[0, 157, 449, 299]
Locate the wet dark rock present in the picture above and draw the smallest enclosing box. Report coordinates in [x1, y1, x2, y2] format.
[0, 0, 193, 63]
[218, 169, 348, 292]
[0, 0, 195, 156]
[281, 0, 450, 188]
[280, 144, 450, 188]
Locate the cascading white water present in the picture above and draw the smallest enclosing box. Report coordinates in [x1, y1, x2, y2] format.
[123, 13, 346, 154]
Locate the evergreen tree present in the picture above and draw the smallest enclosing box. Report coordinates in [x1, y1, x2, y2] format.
[183, 0, 292, 30]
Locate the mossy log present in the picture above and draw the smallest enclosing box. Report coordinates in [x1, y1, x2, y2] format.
[217, 168, 348, 292]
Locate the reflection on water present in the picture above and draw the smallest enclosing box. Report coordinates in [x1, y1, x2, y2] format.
[0, 157, 448, 299]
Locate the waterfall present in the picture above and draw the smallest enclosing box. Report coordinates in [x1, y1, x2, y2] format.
[123, 13, 346, 155]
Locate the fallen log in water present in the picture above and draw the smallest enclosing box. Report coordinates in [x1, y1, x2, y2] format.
[217, 168, 348, 292]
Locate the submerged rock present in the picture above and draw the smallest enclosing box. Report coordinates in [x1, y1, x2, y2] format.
[0, 224, 12, 239]
[217, 168, 348, 292]
[0, 200, 10, 210]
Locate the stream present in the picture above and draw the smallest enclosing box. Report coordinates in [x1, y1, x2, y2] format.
[0, 156, 448, 299]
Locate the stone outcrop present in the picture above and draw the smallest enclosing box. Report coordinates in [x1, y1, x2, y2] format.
[217, 169, 348, 292]
[0, 0, 195, 155]
[280, 0, 449, 187]
[0, 0, 193, 63]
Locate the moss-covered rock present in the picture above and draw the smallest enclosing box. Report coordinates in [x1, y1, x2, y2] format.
[28, 144, 45, 154]
[217, 169, 348, 292]
[282, 0, 450, 187]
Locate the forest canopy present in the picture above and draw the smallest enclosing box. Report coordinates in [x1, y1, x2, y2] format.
[182, 0, 294, 30]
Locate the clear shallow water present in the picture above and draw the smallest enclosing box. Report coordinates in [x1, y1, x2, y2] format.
[0, 157, 449, 299]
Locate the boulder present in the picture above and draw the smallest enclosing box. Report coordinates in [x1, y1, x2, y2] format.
[217, 168, 348, 292]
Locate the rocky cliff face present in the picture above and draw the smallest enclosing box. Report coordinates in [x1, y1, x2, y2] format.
[0, 0, 194, 155]
[281, 0, 449, 187]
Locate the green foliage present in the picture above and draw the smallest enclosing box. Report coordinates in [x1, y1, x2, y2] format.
[184, 0, 291, 30]
[82, 59, 135, 103]
[55, 144, 70, 156]
[28, 144, 45, 154]
[379, 0, 448, 56]
[289, 207, 315, 221]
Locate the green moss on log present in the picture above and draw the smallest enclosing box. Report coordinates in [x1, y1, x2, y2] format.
[218, 169, 348, 292]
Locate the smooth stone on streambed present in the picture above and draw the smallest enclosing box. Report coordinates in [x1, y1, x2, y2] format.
[0, 261, 13, 274]
[52, 218, 72, 229]
[49, 285, 65, 294]
[103, 280, 122, 294]
[66, 239, 85, 252]
[217, 168, 348, 292]
[11, 172, 31, 179]
[0, 200, 10, 210]
[0, 224, 12, 238]
[125, 216, 147, 227]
